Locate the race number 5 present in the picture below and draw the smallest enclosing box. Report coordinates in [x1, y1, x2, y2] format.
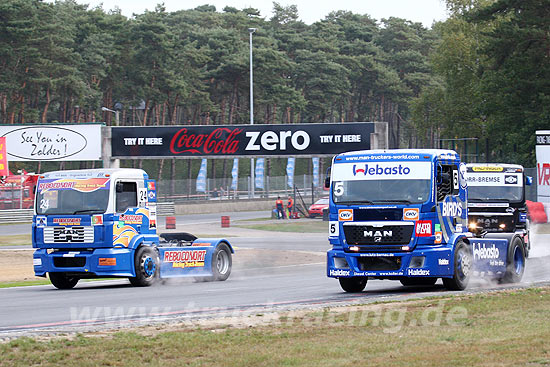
[333, 182, 344, 196]
[329, 221, 339, 237]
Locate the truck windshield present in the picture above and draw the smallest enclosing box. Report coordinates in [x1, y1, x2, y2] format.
[465, 172, 523, 203]
[35, 178, 110, 215]
[468, 185, 523, 202]
[332, 179, 432, 204]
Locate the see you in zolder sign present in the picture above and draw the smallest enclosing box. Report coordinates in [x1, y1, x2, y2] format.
[0, 125, 102, 161]
[111, 123, 375, 157]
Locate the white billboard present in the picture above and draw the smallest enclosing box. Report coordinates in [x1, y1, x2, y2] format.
[536, 131, 550, 217]
[0, 124, 102, 161]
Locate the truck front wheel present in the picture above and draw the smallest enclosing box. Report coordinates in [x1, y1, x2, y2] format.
[129, 246, 159, 287]
[502, 237, 525, 283]
[443, 241, 471, 291]
[49, 272, 79, 289]
[339, 277, 367, 293]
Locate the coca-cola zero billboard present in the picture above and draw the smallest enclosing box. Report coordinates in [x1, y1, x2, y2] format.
[111, 123, 375, 157]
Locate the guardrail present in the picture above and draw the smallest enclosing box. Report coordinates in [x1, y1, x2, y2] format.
[0, 209, 34, 223]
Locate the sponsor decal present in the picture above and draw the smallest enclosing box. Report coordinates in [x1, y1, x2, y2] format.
[38, 178, 109, 193]
[147, 181, 156, 191]
[36, 216, 46, 227]
[506, 207, 515, 213]
[119, 214, 143, 225]
[338, 209, 353, 221]
[33, 258, 42, 266]
[504, 175, 518, 184]
[442, 201, 463, 217]
[465, 175, 501, 184]
[164, 250, 207, 268]
[92, 215, 103, 226]
[98, 258, 116, 266]
[415, 220, 432, 236]
[472, 166, 503, 172]
[329, 269, 350, 277]
[403, 208, 419, 220]
[472, 243, 500, 260]
[455, 223, 463, 232]
[192, 242, 213, 247]
[434, 232, 443, 244]
[519, 213, 527, 222]
[53, 217, 81, 226]
[407, 268, 430, 276]
[352, 164, 411, 176]
[438, 258, 449, 266]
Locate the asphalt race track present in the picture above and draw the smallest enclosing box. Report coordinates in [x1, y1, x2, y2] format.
[1, 212, 550, 338]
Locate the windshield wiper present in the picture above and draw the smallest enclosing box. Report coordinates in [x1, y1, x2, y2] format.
[336, 200, 374, 205]
[73, 209, 104, 214]
[372, 199, 412, 204]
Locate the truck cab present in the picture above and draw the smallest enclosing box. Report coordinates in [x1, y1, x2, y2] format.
[326, 149, 525, 292]
[32, 169, 159, 288]
[464, 163, 531, 256]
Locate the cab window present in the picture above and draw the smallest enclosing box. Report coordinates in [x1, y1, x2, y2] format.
[116, 182, 137, 213]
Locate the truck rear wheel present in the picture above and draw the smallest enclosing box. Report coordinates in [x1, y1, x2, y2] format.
[502, 237, 525, 283]
[129, 246, 159, 287]
[212, 243, 232, 281]
[443, 241, 471, 291]
[400, 278, 437, 287]
[339, 277, 367, 292]
[49, 272, 79, 289]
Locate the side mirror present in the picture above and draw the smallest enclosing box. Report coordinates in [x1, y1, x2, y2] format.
[324, 167, 331, 189]
[116, 182, 123, 193]
[526, 176, 533, 186]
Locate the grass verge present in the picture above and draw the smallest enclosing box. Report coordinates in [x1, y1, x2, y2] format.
[0, 234, 31, 247]
[2, 287, 549, 366]
[235, 219, 327, 233]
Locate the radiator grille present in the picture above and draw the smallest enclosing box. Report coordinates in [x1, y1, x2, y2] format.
[44, 226, 94, 243]
[343, 223, 414, 245]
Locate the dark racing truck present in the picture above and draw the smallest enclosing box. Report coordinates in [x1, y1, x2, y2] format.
[32, 168, 233, 289]
[464, 163, 531, 257]
[325, 149, 526, 292]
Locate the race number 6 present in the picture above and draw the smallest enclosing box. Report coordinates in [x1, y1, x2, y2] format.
[329, 221, 339, 237]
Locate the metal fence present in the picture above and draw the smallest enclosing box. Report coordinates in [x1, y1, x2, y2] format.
[156, 175, 328, 204]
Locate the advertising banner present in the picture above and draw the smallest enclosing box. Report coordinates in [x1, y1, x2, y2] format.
[312, 157, 319, 187]
[287, 158, 295, 188]
[0, 137, 8, 176]
[255, 158, 265, 189]
[111, 122, 375, 157]
[0, 124, 102, 161]
[231, 158, 238, 190]
[536, 131, 550, 207]
[196, 159, 207, 193]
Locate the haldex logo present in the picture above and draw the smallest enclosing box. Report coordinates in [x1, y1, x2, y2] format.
[330, 269, 350, 277]
[352, 164, 411, 176]
[407, 268, 430, 276]
[442, 202, 463, 217]
[472, 243, 500, 260]
[438, 258, 450, 266]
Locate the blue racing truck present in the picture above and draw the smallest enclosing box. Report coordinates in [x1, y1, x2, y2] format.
[326, 149, 526, 292]
[32, 168, 233, 289]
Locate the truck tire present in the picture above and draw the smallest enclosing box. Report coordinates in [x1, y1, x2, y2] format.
[443, 241, 471, 291]
[212, 243, 232, 281]
[339, 277, 367, 293]
[502, 237, 525, 283]
[400, 278, 437, 287]
[49, 272, 79, 289]
[129, 246, 159, 287]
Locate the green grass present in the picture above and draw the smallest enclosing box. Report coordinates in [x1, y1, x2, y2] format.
[0, 278, 121, 289]
[0, 234, 31, 247]
[1, 287, 549, 366]
[235, 220, 327, 233]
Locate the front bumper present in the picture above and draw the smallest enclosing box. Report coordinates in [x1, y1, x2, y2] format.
[327, 247, 453, 279]
[33, 248, 135, 277]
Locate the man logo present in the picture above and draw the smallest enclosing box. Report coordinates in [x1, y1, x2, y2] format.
[338, 209, 353, 221]
[403, 208, 419, 220]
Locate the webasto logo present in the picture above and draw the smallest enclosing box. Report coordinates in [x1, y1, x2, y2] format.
[473, 243, 500, 260]
[353, 164, 411, 176]
[330, 269, 351, 277]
